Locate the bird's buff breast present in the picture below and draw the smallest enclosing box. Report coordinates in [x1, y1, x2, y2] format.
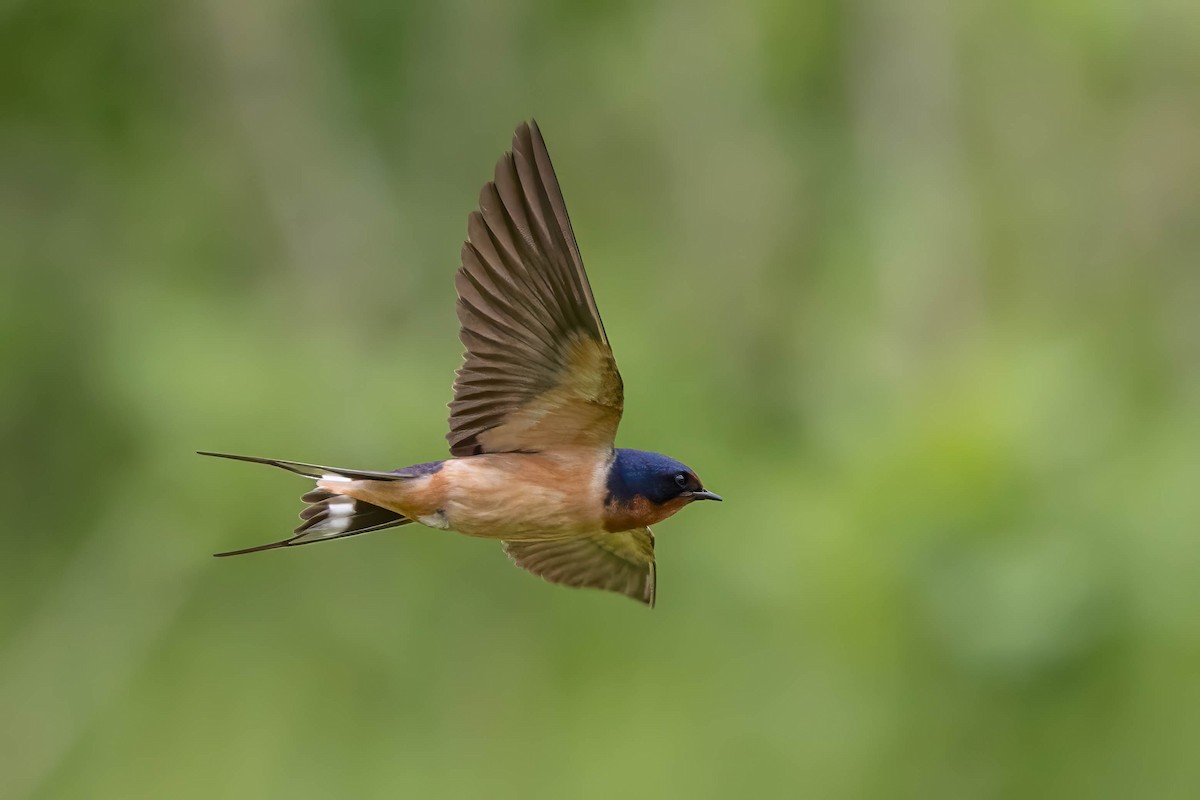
[388, 450, 611, 539]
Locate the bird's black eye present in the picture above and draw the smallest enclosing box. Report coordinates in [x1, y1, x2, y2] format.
[674, 473, 688, 489]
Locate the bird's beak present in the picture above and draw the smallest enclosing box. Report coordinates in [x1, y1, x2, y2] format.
[688, 490, 722, 502]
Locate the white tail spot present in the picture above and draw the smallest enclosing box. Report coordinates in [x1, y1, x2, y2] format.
[328, 499, 355, 519]
[309, 499, 355, 535]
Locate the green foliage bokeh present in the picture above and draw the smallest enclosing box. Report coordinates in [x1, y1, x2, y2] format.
[2, 1, 1198, 798]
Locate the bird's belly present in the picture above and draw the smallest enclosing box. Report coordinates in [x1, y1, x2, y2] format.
[445, 485, 598, 538]
[439, 453, 607, 539]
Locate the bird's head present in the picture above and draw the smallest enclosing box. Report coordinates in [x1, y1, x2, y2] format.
[603, 448, 721, 531]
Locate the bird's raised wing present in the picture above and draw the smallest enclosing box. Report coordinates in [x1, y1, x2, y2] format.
[502, 528, 656, 607]
[448, 121, 623, 457]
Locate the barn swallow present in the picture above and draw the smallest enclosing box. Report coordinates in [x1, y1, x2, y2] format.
[200, 121, 720, 606]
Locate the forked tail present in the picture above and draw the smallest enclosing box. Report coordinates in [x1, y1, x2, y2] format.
[198, 451, 413, 556]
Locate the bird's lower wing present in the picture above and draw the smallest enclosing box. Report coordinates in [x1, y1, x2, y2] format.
[502, 528, 656, 607]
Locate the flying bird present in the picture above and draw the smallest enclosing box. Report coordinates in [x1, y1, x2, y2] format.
[201, 121, 720, 606]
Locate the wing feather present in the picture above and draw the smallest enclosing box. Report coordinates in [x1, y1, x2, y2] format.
[448, 121, 623, 456]
[503, 528, 656, 607]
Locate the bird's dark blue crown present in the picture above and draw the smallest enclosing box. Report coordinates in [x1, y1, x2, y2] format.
[605, 448, 694, 506]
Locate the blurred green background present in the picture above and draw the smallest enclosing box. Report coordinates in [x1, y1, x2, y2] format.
[3, 0, 1199, 797]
